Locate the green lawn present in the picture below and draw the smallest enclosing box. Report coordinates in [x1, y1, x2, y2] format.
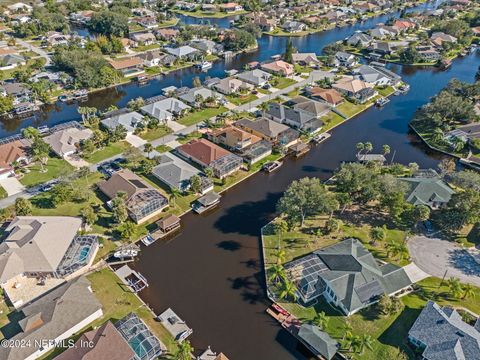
[83, 141, 131, 164]
[0, 186, 7, 199]
[271, 77, 297, 89]
[139, 126, 172, 142]
[174, 9, 248, 18]
[178, 106, 227, 126]
[19, 158, 74, 187]
[132, 43, 161, 52]
[155, 144, 173, 153]
[321, 111, 346, 131]
[336, 100, 368, 118]
[226, 93, 257, 106]
[177, 130, 203, 144]
[377, 86, 395, 97]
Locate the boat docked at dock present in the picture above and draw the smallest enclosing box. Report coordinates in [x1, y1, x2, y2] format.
[375, 97, 390, 107]
[141, 214, 181, 246]
[58, 89, 88, 102]
[192, 191, 221, 214]
[311, 132, 331, 144]
[195, 61, 213, 71]
[157, 307, 193, 342]
[113, 244, 140, 259]
[262, 161, 282, 173]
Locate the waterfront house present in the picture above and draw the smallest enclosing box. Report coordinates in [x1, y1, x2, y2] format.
[164, 45, 200, 60]
[69, 10, 94, 24]
[408, 301, 480, 360]
[2, 82, 31, 102]
[0, 139, 31, 179]
[265, 102, 324, 134]
[130, 32, 157, 45]
[197, 348, 230, 360]
[139, 50, 164, 67]
[353, 64, 401, 86]
[0, 277, 103, 360]
[297, 324, 338, 360]
[54, 320, 136, 360]
[178, 87, 222, 107]
[6, 2, 33, 13]
[109, 57, 144, 77]
[141, 97, 190, 121]
[0, 216, 98, 307]
[416, 46, 442, 62]
[392, 19, 417, 31]
[291, 53, 320, 66]
[99, 169, 169, 223]
[213, 77, 254, 95]
[152, 152, 213, 193]
[239, 140, 272, 165]
[282, 20, 307, 33]
[251, 15, 277, 32]
[190, 39, 224, 55]
[219, 2, 243, 12]
[236, 69, 272, 87]
[346, 32, 372, 47]
[307, 87, 344, 107]
[332, 77, 377, 103]
[284, 238, 412, 315]
[176, 138, 243, 179]
[400, 174, 454, 209]
[370, 25, 400, 39]
[101, 110, 145, 136]
[137, 16, 158, 29]
[261, 60, 294, 77]
[158, 53, 177, 67]
[207, 125, 261, 151]
[368, 40, 409, 56]
[44, 127, 93, 158]
[430, 32, 458, 48]
[234, 118, 299, 147]
[356, 154, 387, 164]
[332, 51, 358, 68]
[290, 96, 331, 118]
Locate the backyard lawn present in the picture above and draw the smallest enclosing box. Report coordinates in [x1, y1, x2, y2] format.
[83, 141, 131, 164]
[321, 111, 346, 131]
[155, 144, 173, 153]
[336, 100, 368, 118]
[178, 106, 227, 126]
[272, 77, 296, 89]
[226, 93, 257, 106]
[20, 157, 74, 187]
[139, 126, 172, 142]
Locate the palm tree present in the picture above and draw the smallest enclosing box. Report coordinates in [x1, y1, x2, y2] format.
[273, 248, 286, 265]
[386, 240, 407, 260]
[364, 142, 373, 154]
[370, 226, 386, 246]
[22, 126, 40, 140]
[312, 311, 329, 330]
[168, 187, 181, 208]
[143, 143, 154, 158]
[382, 144, 391, 156]
[173, 340, 194, 360]
[273, 218, 288, 249]
[356, 142, 365, 156]
[342, 321, 353, 341]
[462, 283, 476, 299]
[353, 334, 374, 354]
[343, 330, 355, 351]
[279, 279, 298, 301]
[268, 263, 286, 284]
[258, 101, 269, 117]
[432, 127, 444, 143]
[447, 277, 463, 299]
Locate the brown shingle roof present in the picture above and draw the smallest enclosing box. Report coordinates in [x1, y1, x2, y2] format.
[310, 88, 343, 105]
[55, 321, 135, 360]
[109, 57, 143, 70]
[177, 138, 230, 165]
[0, 139, 31, 168]
[98, 169, 149, 200]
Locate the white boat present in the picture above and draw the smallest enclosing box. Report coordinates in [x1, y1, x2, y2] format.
[312, 132, 331, 144]
[195, 61, 212, 70]
[114, 248, 139, 258]
[262, 161, 282, 173]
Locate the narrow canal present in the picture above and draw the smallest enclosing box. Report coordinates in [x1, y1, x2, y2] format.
[0, 0, 442, 137]
[133, 52, 479, 360]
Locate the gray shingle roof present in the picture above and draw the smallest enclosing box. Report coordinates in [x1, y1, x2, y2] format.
[297, 324, 338, 360]
[409, 301, 480, 360]
[152, 152, 202, 191]
[401, 176, 454, 208]
[0, 277, 102, 360]
[101, 111, 144, 133]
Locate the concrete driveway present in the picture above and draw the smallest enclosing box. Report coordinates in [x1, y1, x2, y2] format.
[408, 236, 480, 287]
[0, 177, 26, 196]
[126, 134, 147, 148]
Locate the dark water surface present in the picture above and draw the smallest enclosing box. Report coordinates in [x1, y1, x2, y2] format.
[132, 52, 479, 360]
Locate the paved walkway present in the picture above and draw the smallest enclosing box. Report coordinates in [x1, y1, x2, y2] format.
[408, 236, 480, 287]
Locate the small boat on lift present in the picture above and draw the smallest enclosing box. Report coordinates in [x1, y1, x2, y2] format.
[375, 97, 390, 107]
[195, 61, 212, 71]
[262, 161, 282, 173]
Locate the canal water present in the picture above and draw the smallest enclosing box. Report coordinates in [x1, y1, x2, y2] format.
[0, 0, 442, 137]
[132, 52, 479, 359]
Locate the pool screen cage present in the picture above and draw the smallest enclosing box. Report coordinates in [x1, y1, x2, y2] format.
[115, 313, 163, 360]
[56, 235, 98, 277]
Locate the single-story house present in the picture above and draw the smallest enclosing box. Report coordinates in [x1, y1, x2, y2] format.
[178, 87, 222, 107]
[0, 277, 103, 360]
[239, 140, 272, 165]
[354, 64, 401, 86]
[291, 96, 331, 118]
[207, 125, 261, 151]
[0, 53, 26, 70]
[101, 110, 145, 135]
[0, 139, 31, 179]
[2, 82, 31, 101]
[307, 87, 344, 106]
[234, 118, 299, 146]
[141, 97, 190, 121]
[138, 50, 164, 67]
[176, 138, 243, 178]
[332, 51, 358, 68]
[370, 25, 400, 39]
[400, 175, 455, 209]
[164, 45, 200, 60]
[291, 52, 320, 66]
[219, 2, 243, 12]
[284, 238, 412, 314]
[130, 32, 157, 45]
[408, 301, 480, 360]
[282, 20, 307, 33]
[333, 77, 377, 103]
[137, 16, 158, 29]
[44, 127, 93, 158]
[99, 169, 169, 223]
[109, 57, 144, 77]
[155, 28, 179, 41]
[346, 32, 373, 47]
[213, 77, 254, 95]
[261, 60, 294, 77]
[265, 101, 324, 134]
[152, 152, 213, 193]
[190, 39, 224, 55]
[430, 32, 458, 47]
[236, 69, 272, 87]
[416, 46, 442, 62]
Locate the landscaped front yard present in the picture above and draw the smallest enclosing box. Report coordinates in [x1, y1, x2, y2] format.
[271, 76, 296, 89]
[178, 106, 227, 126]
[321, 111, 346, 131]
[20, 157, 74, 187]
[139, 126, 172, 142]
[226, 93, 257, 106]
